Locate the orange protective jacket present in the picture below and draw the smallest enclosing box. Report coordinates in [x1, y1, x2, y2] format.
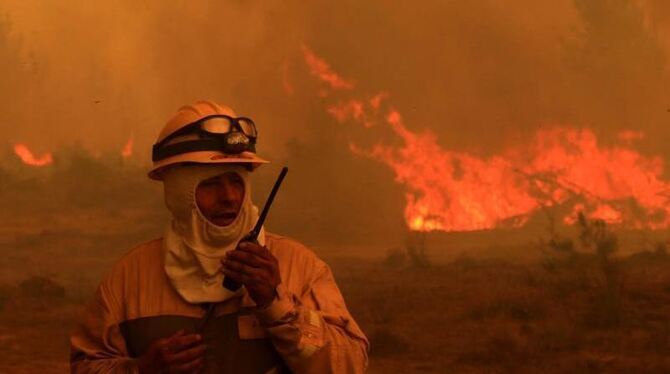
[70, 233, 369, 373]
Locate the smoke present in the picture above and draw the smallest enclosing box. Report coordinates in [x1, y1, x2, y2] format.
[0, 1, 659, 151]
[0, 1, 310, 156]
[1, 0, 669, 241]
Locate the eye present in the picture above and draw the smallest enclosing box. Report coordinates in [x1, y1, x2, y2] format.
[199, 178, 219, 187]
[223, 172, 243, 186]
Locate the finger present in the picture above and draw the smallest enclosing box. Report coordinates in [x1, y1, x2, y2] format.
[170, 356, 204, 373]
[222, 267, 266, 286]
[222, 264, 267, 282]
[238, 242, 276, 262]
[225, 250, 271, 269]
[170, 333, 203, 352]
[158, 329, 185, 346]
[223, 258, 272, 281]
[165, 343, 206, 365]
[160, 329, 188, 350]
[223, 252, 278, 285]
[222, 268, 243, 284]
[223, 256, 255, 273]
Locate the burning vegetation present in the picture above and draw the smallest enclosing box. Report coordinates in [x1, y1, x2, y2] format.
[121, 136, 134, 159]
[302, 46, 670, 233]
[12, 144, 53, 167]
[2, 0, 670, 372]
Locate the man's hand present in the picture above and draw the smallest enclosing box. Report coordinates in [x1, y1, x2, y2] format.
[221, 241, 281, 307]
[137, 330, 206, 374]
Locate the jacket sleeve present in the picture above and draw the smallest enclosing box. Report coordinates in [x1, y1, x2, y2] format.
[254, 260, 369, 373]
[70, 274, 139, 373]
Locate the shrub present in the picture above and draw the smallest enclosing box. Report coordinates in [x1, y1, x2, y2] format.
[383, 248, 407, 269]
[405, 232, 431, 269]
[0, 283, 14, 311]
[18, 276, 66, 302]
[540, 213, 625, 329]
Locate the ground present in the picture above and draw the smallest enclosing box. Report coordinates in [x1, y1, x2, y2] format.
[2, 204, 670, 373]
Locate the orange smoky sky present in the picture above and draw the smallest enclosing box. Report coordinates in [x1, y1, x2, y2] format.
[0, 0, 669, 171]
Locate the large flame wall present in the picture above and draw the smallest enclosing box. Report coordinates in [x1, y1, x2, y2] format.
[302, 46, 670, 232]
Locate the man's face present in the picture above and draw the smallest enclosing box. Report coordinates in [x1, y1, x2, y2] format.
[195, 171, 245, 226]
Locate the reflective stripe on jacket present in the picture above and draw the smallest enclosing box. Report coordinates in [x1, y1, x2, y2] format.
[70, 233, 369, 373]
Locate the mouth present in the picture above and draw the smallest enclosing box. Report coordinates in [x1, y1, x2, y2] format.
[210, 212, 238, 226]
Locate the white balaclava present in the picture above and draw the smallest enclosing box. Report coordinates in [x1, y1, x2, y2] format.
[161, 163, 265, 303]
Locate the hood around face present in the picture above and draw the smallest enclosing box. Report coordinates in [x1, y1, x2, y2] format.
[161, 163, 264, 303]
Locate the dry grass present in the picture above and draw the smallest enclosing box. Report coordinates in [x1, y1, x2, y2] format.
[334, 247, 670, 373]
[2, 165, 670, 372]
[3, 229, 670, 372]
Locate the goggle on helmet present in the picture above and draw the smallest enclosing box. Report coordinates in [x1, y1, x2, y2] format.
[152, 115, 258, 162]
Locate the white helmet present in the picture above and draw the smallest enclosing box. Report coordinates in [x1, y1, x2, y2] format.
[148, 100, 269, 180]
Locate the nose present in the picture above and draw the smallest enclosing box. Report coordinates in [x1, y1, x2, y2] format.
[215, 178, 242, 205]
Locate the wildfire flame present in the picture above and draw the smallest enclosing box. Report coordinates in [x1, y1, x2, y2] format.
[13, 144, 53, 167]
[121, 136, 133, 158]
[301, 44, 355, 91]
[301, 46, 670, 232]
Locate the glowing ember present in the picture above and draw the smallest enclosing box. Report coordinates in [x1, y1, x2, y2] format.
[13, 144, 53, 167]
[301, 46, 670, 232]
[121, 136, 133, 158]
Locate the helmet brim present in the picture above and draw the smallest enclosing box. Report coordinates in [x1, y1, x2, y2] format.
[148, 150, 269, 180]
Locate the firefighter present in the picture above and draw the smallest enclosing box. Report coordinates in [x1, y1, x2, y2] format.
[70, 100, 369, 373]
